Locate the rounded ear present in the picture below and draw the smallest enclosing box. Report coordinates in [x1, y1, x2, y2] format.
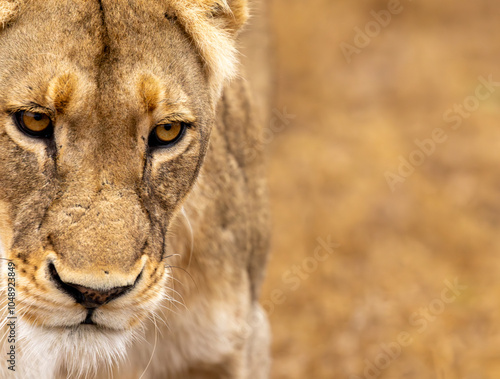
[0, 0, 19, 28]
[210, 0, 249, 34]
[169, 0, 251, 99]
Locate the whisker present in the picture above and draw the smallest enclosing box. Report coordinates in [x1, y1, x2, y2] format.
[138, 314, 158, 379]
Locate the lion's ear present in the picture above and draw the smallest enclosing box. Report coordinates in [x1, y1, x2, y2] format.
[169, 0, 250, 99]
[209, 0, 249, 34]
[0, 1, 20, 28]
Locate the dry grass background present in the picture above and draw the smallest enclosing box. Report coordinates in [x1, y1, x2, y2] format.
[253, 0, 500, 378]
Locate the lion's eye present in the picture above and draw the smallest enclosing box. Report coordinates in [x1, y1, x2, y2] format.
[13, 111, 53, 138]
[148, 122, 186, 148]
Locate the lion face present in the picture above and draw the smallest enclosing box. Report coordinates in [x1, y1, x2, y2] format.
[0, 0, 247, 373]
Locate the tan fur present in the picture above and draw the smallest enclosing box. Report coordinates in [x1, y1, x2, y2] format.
[0, 1, 270, 378]
[0, 1, 18, 27]
[167, 0, 248, 100]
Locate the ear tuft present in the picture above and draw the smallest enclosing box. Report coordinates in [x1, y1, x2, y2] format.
[0, 0, 20, 28]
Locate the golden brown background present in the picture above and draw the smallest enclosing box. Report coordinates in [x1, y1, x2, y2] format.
[250, 0, 500, 378]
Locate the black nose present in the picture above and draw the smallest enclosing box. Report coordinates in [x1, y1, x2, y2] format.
[48, 263, 137, 308]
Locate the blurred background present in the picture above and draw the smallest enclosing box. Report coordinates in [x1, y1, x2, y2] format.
[243, 0, 500, 378]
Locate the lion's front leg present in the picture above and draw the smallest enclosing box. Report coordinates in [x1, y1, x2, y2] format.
[180, 304, 270, 379]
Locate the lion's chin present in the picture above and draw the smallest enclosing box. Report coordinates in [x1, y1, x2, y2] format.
[18, 319, 138, 378]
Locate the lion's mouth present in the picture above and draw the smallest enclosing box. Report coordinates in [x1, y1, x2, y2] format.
[81, 308, 97, 325]
[12, 257, 167, 334]
[48, 320, 127, 332]
[45, 262, 147, 328]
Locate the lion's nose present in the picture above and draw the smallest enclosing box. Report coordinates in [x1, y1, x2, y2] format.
[48, 263, 138, 308]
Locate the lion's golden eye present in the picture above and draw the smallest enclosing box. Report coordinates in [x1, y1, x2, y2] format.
[148, 122, 186, 148]
[13, 111, 53, 138]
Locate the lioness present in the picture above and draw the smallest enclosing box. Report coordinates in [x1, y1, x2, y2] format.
[0, 1, 270, 378]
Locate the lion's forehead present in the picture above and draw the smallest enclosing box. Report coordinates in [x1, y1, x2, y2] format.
[0, 0, 206, 105]
[0, 0, 242, 99]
